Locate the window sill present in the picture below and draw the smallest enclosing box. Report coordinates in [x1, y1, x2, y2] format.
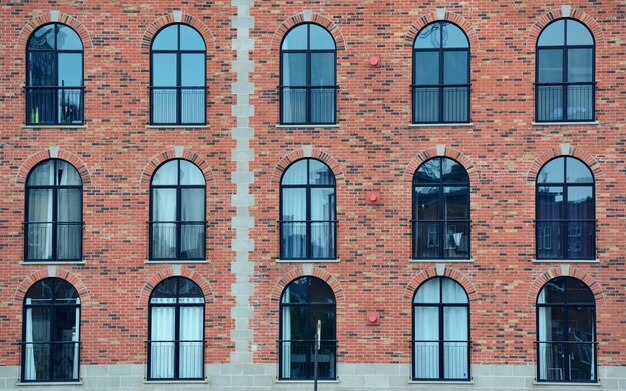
[21, 261, 85, 265]
[531, 258, 599, 263]
[275, 379, 340, 384]
[16, 381, 82, 386]
[22, 125, 87, 129]
[533, 381, 600, 387]
[532, 121, 599, 126]
[409, 123, 473, 127]
[275, 124, 339, 128]
[146, 125, 208, 129]
[143, 379, 207, 384]
[409, 380, 473, 384]
[145, 259, 209, 264]
[410, 258, 474, 263]
[276, 258, 340, 263]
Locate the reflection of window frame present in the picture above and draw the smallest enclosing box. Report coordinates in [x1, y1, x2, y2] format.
[567, 226, 582, 252]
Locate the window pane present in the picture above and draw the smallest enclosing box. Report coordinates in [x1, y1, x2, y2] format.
[309, 160, 334, 185]
[442, 279, 467, 303]
[282, 278, 309, 304]
[54, 280, 79, 301]
[56, 25, 82, 50]
[181, 188, 205, 221]
[282, 188, 306, 220]
[57, 222, 81, 260]
[181, 88, 205, 124]
[151, 223, 177, 259]
[441, 159, 468, 183]
[416, 186, 439, 220]
[308, 279, 336, 304]
[152, 89, 177, 124]
[28, 161, 55, 186]
[310, 52, 335, 86]
[28, 25, 56, 50]
[414, 278, 440, 304]
[309, 24, 335, 50]
[415, 159, 440, 183]
[180, 223, 204, 259]
[282, 53, 307, 86]
[152, 161, 178, 185]
[181, 54, 205, 86]
[537, 186, 564, 220]
[29, 52, 55, 86]
[57, 189, 81, 222]
[538, 20, 565, 46]
[28, 189, 53, 221]
[536, 85, 564, 121]
[567, 221, 594, 259]
[538, 49, 563, 83]
[153, 25, 178, 50]
[537, 221, 563, 258]
[153, 53, 177, 86]
[282, 160, 308, 185]
[56, 161, 81, 185]
[444, 307, 467, 340]
[414, 24, 439, 49]
[58, 53, 82, 86]
[311, 188, 335, 220]
[27, 223, 53, 260]
[414, 51, 439, 85]
[567, 186, 593, 220]
[443, 187, 468, 219]
[568, 48, 593, 82]
[311, 222, 335, 259]
[180, 25, 205, 50]
[310, 88, 335, 124]
[179, 160, 205, 185]
[415, 223, 440, 259]
[444, 222, 469, 259]
[281, 87, 307, 124]
[282, 24, 308, 50]
[443, 86, 469, 122]
[413, 87, 440, 123]
[538, 158, 565, 183]
[442, 23, 468, 48]
[567, 84, 593, 121]
[444, 51, 468, 84]
[152, 189, 177, 221]
[566, 20, 593, 46]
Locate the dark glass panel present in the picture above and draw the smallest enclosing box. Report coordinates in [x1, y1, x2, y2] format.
[566, 20, 593, 46]
[281, 24, 308, 50]
[181, 54, 205, 86]
[153, 53, 177, 86]
[415, 159, 441, 183]
[567, 48, 593, 83]
[567, 187, 593, 220]
[413, 87, 440, 123]
[415, 223, 440, 259]
[444, 51, 468, 84]
[443, 87, 469, 122]
[53, 280, 78, 301]
[152, 25, 178, 50]
[309, 24, 335, 50]
[152, 278, 178, 299]
[282, 277, 310, 304]
[538, 49, 564, 83]
[180, 25, 205, 51]
[414, 51, 439, 85]
[566, 84, 593, 121]
[567, 221, 594, 259]
[537, 186, 564, 220]
[310, 305, 336, 339]
[310, 52, 335, 86]
[443, 187, 469, 219]
[536, 85, 564, 121]
[281, 221, 306, 259]
[536, 221, 563, 259]
[178, 278, 203, 297]
[56, 223, 81, 261]
[28, 25, 56, 50]
[444, 222, 469, 259]
[282, 53, 307, 86]
[414, 24, 440, 49]
[539, 278, 567, 304]
[309, 160, 334, 185]
[56, 189, 81, 222]
[564, 278, 594, 304]
[180, 188, 205, 221]
[27, 280, 54, 302]
[441, 159, 468, 183]
[28, 52, 55, 86]
[56, 25, 82, 50]
[538, 158, 565, 183]
[308, 278, 335, 304]
[416, 186, 439, 220]
[538, 20, 565, 46]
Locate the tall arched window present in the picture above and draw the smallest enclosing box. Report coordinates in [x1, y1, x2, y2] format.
[22, 278, 81, 382]
[413, 157, 470, 259]
[26, 23, 84, 125]
[412, 277, 469, 380]
[148, 277, 205, 380]
[25, 159, 83, 262]
[536, 18, 595, 122]
[413, 21, 470, 124]
[151, 24, 206, 125]
[280, 158, 336, 260]
[279, 276, 336, 380]
[536, 156, 595, 259]
[280, 23, 337, 125]
[537, 277, 596, 382]
[150, 159, 206, 260]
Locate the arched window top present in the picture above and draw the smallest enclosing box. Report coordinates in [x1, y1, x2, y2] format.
[537, 156, 593, 184]
[151, 159, 205, 186]
[281, 158, 335, 186]
[152, 23, 206, 51]
[28, 23, 83, 51]
[27, 159, 82, 187]
[413, 157, 469, 185]
[537, 276, 594, 305]
[414, 21, 469, 49]
[150, 276, 204, 304]
[537, 18, 594, 47]
[281, 276, 336, 305]
[25, 278, 79, 304]
[281, 23, 335, 51]
[413, 277, 468, 304]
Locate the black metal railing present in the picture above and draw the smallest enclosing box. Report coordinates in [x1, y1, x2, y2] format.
[535, 82, 595, 122]
[147, 340, 205, 380]
[412, 220, 470, 260]
[277, 339, 337, 380]
[412, 85, 469, 124]
[24, 222, 83, 262]
[148, 221, 206, 261]
[150, 87, 206, 125]
[412, 340, 470, 380]
[536, 341, 597, 382]
[280, 220, 337, 260]
[535, 220, 595, 260]
[280, 86, 337, 125]
[26, 86, 84, 125]
[21, 341, 80, 382]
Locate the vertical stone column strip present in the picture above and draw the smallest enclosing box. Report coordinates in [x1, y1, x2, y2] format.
[230, 0, 255, 364]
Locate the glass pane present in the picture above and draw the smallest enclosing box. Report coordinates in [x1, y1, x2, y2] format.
[282, 24, 308, 50]
[415, 159, 440, 183]
[152, 88, 177, 124]
[181, 88, 205, 124]
[538, 49, 564, 83]
[414, 340, 439, 379]
[537, 186, 564, 220]
[442, 23, 468, 48]
[310, 88, 335, 124]
[56, 25, 82, 50]
[416, 186, 439, 220]
[151, 223, 177, 259]
[538, 278, 566, 305]
[179, 160, 205, 185]
[152, 189, 177, 221]
[414, 278, 440, 304]
[282, 53, 307, 86]
[27, 280, 54, 302]
[153, 53, 177, 86]
[180, 224, 204, 259]
[566, 20, 593, 46]
[414, 24, 439, 49]
[152, 25, 178, 50]
[444, 51, 468, 85]
[309, 24, 335, 50]
[27, 223, 53, 260]
[28, 52, 55, 86]
[311, 188, 335, 220]
[282, 277, 309, 304]
[538, 20, 565, 46]
[567, 186, 593, 220]
[311, 305, 336, 339]
[444, 307, 468, 340]
[537, 221, 563, 259]
[442, 279, 467, 303]
[53, 279, 78, 301]
[282, 305, 307, 340]
[282, 160, 308, 185]
[443, 341, 468, 379]
[281, 188, 306, 220]
[309, 160, 334, 185]
[413, 87, 439, 123]
[56, 161, 81, 185]
[152, 161, 179, 185]
[178, 278, 203, 298]
[444, 222, 469, 259]
[52, 306, 78, 342]
[414, 306, 439, 340]
[57, 53, 82, 86]
[29, 25, 56, 50]
[536, 85, 564, 121]
[282, 222, 306, 259]
[310, 52, 335, 86]
[28, 161, 55, 186]
[414, 51, 439, 85]
[415, 222, 440, 259]
[443, 86, 469, 122]
[309, 279, 335, 304]
[281, 87, 307, 124]
[441, 159, 468, 183]
[568, 48, 593, 83]
[28, 189, 53, 221]
[565, 277, 594, 304]
[180, 188, 205, 221]
[57, 223, 81, 260]
[181, 54, 205, 86]
[311, 222, 335, 259]
[567, 222, 594, 259]
[443, 187, 468, 219]
[180, 25, 205, 50]
[538, 158, 565, 183]
[566, 84, 593, 121]
[57, 189, 81, 222]
[152, 278, 178, 299]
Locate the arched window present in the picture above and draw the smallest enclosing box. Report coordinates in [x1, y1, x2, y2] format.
[280, 23, 337, 125]
[148, 277, 205, 380]
[150, 159, 206, 260]
[536, 156, 595, 259]
[279, 276, 336, 380]
[413, 21, 470, 124]
[25, 159, 83, 262]
[412, 157, 470, 259]
[151, 24, 206, 125]
[537, 277, 596, 382]
[412, 277, 469, 380]
[22, 278, 81, 382]
[536, 19, 595, 122]
[26, 23, 84, 125]
[280, 158, 336, 260]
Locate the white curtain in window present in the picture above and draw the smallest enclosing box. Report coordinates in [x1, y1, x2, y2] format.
[150, 304, 175, 378]
[281, 306, 292, 378]
[179, 303, 203, 378]
[443, 307, 468, 378]
[72, 299, 80, 379]
[180, 189, 204, 258]
[537, 289, 550, 380]
[282, 188, 306, 258]
[153, 190, 177, 258]
[24, 298, 36, 380]
[29, 189, 54, 260]
[414, 307, 438, 379]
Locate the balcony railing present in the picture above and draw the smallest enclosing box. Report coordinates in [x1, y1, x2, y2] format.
[277, 339, 337, 380]
[412, 340, 470, 380]
[280, 86, 337, 125]
[150, 87, 206, 125]
[535, 82, 595, 122]
[24, 221, 83, 262]
[412, 85, 470, 124]
[26, 86, 84, 125]
[279, 220, 337, 260]
[536, 341, 597, 382]
[148, 221, 206, 261]
[147, 340, 205, 380]
[21, 341, 80, 382]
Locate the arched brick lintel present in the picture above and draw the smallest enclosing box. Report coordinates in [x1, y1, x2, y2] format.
[526, 145, 603, 183]
[270, 266, 345, 307]
[405, 10, 479, 50]
[13, 268, 91, 305]
[403, 146, 481, 185]
[526, 267, 605, 305]
[140, 12, 216, 52]
[525, 8, 605, 49]
[16, 11, 93, 50]
[403, 267, 478, 303]
[138, 266, 213, 307]
[269, 12, 346, 53]
[16, 149, 92, 185]
[269, 147, 345, 187]
[140, 149, 214, 185]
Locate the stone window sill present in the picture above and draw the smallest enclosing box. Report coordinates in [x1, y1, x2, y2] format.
[22, 125, 87, 129]
[145, 259, 209, 264]
[409, 380, 474, 384]
[276, 259, 340, 263]
[146, 125, 208, 129]
[21, 261, 85, 265]
[531, 259, 599, 263]
[409, 123, 473, 127]
[143, 379, 208, 384]
[533, 381, 600, 387]
[275, 379, 340, 384]
[532, 121, 599, 126]
[16, 381, 82, 386]
[275, 124, 339, 128]
[410, 258, 474, 263]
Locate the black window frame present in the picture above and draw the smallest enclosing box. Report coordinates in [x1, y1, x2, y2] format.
[412, 157, 470, 260]
[412, 21, 471, 124]
[150, 23, 207, 126]
[536, 276, 597, 383]
[279, 158, 337, 260]
[26, 23, 85, 125]
[412, 276, 470, 381]
[279, 23, 338, 125]
[21, 277, 81, 383]
[147, 276, 206, 381]
[149, 159, 207, 261]
[25, 159, 83, 263]
[535, 18, 596, 123]
[535, 156, 595, 260]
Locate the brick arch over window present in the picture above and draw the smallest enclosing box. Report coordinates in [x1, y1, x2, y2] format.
[527, 267, 604, 306]
[16, 11, 93, 50]
[405, 10, 479, 50]
[403, 146, 480, 185]
[270, 266, 345, 307]
[526, 8, 604, 49]
[13, 268, 91, 305]
[526, 145, 603, 183]
[403, 267, 478, 303]
[138, 266, 213, 307]
[270, 147, 345, 187]
[140, 149, 214, 185]
[269, 11, 346, 53]
[17, 149, 91, 185]
[140, 11, 215, 52]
